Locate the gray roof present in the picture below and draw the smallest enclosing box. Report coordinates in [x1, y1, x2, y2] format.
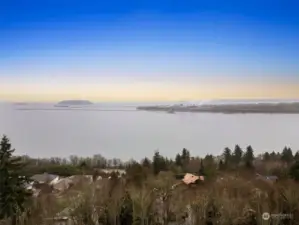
[256, 174, 278, 181]
[31, 173, 58, 183]
[265, 176, 278, 180]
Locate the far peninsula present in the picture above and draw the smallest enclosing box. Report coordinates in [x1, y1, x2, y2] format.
[137, 102, 299, 114]
[55, 100, 93, 107]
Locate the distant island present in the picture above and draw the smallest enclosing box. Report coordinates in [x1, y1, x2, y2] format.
[55, 100, 93, 107]
[137, 102, 299, 114]
[14, 102, 28, 106]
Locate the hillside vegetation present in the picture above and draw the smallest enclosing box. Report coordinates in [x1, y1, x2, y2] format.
[1, 136, 299, 225]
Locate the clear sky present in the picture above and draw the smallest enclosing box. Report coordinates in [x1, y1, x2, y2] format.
[1, 0, 299, 102]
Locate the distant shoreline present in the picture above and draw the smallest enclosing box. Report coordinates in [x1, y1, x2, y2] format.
[15, 108, 136, 112]
[55, 100, 93, 107]
[136, 102, 299, 114]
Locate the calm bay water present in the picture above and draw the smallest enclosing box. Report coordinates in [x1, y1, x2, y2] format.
[1, 102, 299, 161]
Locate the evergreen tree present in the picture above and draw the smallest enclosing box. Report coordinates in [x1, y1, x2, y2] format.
[270, 151, 277, 160]
[233, 145, 243, 166]
[181, 148, 190, 163]
[199, 159, 205, 175]
[141, 157, 151, 168]
[294, 151, 299, 161]
[152, 151, 166, 175]
[223, 147, 232, 167]
[166, 157, 174, 169]
[0, 135, 32, 224]
[263, 152, 270, 161]
[181, 148, 190, 160]
[79, 160, 88, 175]
[243, 145, 254, 168]
[181, 148, 190, 172]
[281, 147, 293, 164]
[289, 161, 299, 181]
[204, 154, 214, 165]
[126, 161, 147, 186]
[175, 153, 182, 167]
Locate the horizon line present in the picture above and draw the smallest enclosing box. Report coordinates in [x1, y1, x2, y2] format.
[2, 97, 299, 104]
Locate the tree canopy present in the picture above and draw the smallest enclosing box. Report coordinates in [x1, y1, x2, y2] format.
[0, 135, 32, 224]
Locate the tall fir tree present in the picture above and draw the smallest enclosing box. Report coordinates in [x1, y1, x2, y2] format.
[152, 151, 166, 175]
[269, 151, 277, 160]
[243, 145, 254, 168]
[233, 145, 243, 166]
[263, 152, 270, 161]
[223, 147, 232, 167]
[141, 157, 151, 168]
[199, 159, 205, 175]
[289, 161, 299, 181]
[175, 153, 182, 167]
[281, 147, 293, 164]
[0, 135, 32, 224]
[181, 148, 190, 172]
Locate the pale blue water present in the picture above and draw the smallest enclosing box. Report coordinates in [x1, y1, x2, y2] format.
[1, 101, 299, 161]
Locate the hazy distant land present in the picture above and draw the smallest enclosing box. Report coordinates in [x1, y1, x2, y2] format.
[55, 100, 93, 107]
[137, 102, 299, 114]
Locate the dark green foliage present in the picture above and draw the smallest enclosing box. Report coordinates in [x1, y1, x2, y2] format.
[22, 164, 82, 177]
[203, 155, 217, 177]
[152, 151, 166, 175]
[281, 147, 293, 164]
[204, 154, 214, 164]
[125, 161, 148, 186]
[263, 152, 270, 161]
[181, 148, 190, 161]
[223, 147, 232, 166]
[270, 151, 278, 160]
[119, 192, 133, 225]
[181, 148, 190, 171]
[153, 151, 161, 175]
[243, 145, 254, 168]
[199, 159, 205, 175]
[175, 153, 182, 167]
[141, 157, 151, 168]
[233, 145, 243, 166]
[175, 173, 185, 179]
[289, 161, 299, 181]
[79, 160, 87, 169]
[0, 135, 32, 222]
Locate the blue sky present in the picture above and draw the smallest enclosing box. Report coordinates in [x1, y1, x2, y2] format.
[1, 0, 299, 101]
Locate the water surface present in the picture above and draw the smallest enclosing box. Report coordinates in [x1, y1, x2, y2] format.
[1, 102, 299, 160]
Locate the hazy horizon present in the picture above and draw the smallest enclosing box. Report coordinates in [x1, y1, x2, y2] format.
[0, 98, 299, 104]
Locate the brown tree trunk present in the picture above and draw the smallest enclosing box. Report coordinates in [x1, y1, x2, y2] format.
[11, 216, 17, 225]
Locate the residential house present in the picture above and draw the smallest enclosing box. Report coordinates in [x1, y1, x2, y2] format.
[101, 169, 126, 177]
[67, 175, 93, 186]
[182, 173, 204, 185]
[52, 178, 74, 192]
[256, 173, 278, 183]
[50, 176, 60, 185]
[31, 173, 59, 184]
